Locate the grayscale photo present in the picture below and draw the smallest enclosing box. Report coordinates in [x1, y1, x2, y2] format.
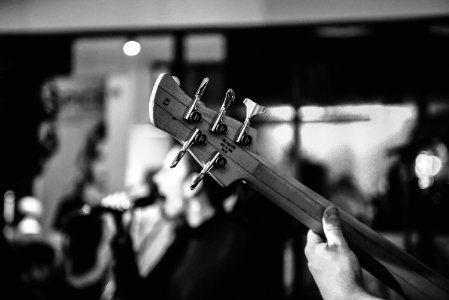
[1, 1, 449, 299]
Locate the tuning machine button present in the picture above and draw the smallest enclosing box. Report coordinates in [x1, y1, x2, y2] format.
[210, 89, 235, 135]
[184, 77, 209, 123]
[235, 98, 266, 146]
[189, 111, 202, 123]
[239, 134, 253, 146]
[190, 152, 227, 190]
[170, 128, 207, 168]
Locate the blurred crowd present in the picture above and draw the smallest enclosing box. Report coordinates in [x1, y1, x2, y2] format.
[2, 113, 295, 300]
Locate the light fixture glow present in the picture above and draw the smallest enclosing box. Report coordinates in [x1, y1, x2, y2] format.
[123, 40, 141, 56]
[415, 152, 431, 177]
[18, 217, 41, 234]
[18, 196, 43, 217]
[415, 152, 443, 177]
[414, 150, 443, 189]
[418, 176, 433, 190]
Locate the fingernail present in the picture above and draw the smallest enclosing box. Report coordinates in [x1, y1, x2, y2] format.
[324, 206, 339, 221]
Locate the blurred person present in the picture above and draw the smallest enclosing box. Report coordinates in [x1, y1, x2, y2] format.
[50, 119, 117, 299]
[0, 79, 60, 300]
[124, 169, 174, 281]
[51, 121, 176, 300]
[122, 167, 168, 275]
[52, 119, 108, 231]
[57, 211, 116, 300]
[230, 183, 297, 299]
[132, 168, 161, 208]
[305, 206, 384, 300]
[111, 145, 268, 300]
[102, 166, 176, 299]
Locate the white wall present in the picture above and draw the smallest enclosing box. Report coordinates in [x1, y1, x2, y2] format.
[300, 104, 416, 196]
[255, 104, 417, 197]
[1, 0, 448, 33]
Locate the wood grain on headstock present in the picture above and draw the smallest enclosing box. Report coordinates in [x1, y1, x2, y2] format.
[149, 73, 449, 300]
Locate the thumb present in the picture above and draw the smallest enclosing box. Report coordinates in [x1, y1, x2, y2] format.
[322, 206, 347, 248]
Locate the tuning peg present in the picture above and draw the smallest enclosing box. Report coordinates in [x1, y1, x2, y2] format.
[210, 89, 235, 135]
[170, 128, 207, 168]
[190, 152, 227, 190]
[235, 98, 266, 146]
[184, 77, 209, 123]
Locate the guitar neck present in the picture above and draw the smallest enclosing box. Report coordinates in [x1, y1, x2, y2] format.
[245, 154, 449, 300]
[148, 73, 449, 299]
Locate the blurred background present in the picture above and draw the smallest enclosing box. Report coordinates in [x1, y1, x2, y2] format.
[1, 1, 449, 299]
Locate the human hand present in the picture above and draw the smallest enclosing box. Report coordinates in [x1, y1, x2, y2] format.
[101, 191, 132, 211]
[305, 206, 381, 300]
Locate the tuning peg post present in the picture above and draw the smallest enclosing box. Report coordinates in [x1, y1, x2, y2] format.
[210, 89, 235, 134]
[184, 77, 209, 123]
[190, 152, 227, 190]
[235, 98, 266, 145]
[170, 128, 207, 168]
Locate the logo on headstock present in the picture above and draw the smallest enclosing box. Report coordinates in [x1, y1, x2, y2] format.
[220, 138, 236, 154]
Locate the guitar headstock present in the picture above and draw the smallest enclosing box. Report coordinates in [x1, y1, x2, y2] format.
[148, 73, 266, 188]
